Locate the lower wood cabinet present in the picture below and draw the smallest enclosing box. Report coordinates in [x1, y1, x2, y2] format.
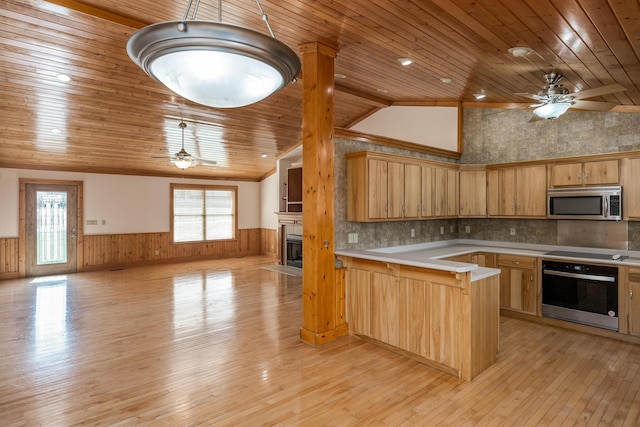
[446, 252, 494, 267]
[497, 254, 538, 315]
[626, 267, 640, 336]
[343, 257, 500, 380]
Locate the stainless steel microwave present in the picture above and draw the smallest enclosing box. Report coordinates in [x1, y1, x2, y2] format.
[547, 186, 622, 220]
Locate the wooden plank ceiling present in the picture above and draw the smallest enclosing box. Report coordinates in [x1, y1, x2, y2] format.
[1, 0, 639, 180]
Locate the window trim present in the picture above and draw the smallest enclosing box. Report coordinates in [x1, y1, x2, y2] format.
[170, 183, 238, 244]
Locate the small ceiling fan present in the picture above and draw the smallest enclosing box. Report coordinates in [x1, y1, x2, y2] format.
[153, 121, 217, 169]
[516, 72, 626, 121]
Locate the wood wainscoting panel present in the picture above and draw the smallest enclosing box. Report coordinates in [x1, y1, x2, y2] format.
[0, 238, 19, 279]
[82, 229, 262, 269]
[260, 228, 277, 258]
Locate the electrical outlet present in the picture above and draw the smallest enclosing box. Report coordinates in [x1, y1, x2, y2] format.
[411, 229, 415, 237]
[465, 225, 470, 233]
[102, 219, 106, 225]
[86, 219, 97, 225]
[450, 225, 455, 232]
[353, 233, 358, 243]
[348, 233, 353, 243]
[510, 227, 516, 236]
[440, 226, 445, 235]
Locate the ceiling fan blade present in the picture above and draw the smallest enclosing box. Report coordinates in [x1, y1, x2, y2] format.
[152, 154, 174, 159]
[571, 83, 626, 100]
[571, 99, 617, 112]
[515, 92, 545, 101]
[528, 114, 545, 123]
[198, 159, 218, 166]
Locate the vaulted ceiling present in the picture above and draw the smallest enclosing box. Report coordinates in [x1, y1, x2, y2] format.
[1, 0, 639, 180]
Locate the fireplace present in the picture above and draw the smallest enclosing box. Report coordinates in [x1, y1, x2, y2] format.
[286, 234, 303, 268]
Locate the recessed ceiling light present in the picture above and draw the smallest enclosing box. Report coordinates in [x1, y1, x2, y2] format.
[398, 57, 414, 66]
[334, 73, 346, 79]
[261, 153, 268, 158]
[508, 46, 533, 57]
[55, 74, 71, 82]
[376, 88, 388, 93]
[50, 128, 63, 134]
[474, 93, 487, 100]
[440, 77, 453, 84]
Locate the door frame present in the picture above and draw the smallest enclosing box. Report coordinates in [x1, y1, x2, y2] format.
[19, 178, 84, 277]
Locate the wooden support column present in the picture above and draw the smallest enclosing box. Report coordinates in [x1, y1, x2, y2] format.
[299, 41, 348, 346]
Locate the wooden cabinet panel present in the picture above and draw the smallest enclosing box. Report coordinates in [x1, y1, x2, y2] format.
[403, 163, 421, 219]
[447, 169, 459, 216]
[627, 268, 640, 336]
[434, 167, 447, 217]
[488, 165, 545, 217]
[623, 158, 640, 219]
[367, 158, 388, 219]
[459, 170, 487, 217]
[421, 165, 435, 217]
[387, 161, 405, 219]
[371, 271, 401, 346]
[487, 168, 515, 216]
[346, 268, 371, 335]
[497, 255, 538, 314]
[399, 277, 428, 356]
[551, 160, 619, 187]
[516, 165, 547, 216]
[584, 160, 619, 185]
[551, 163, 583, 186]
[428, 282, 460, 368]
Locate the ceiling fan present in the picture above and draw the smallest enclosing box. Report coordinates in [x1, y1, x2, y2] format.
[153, 121, 217, 169]
[516, 72, 626, 121]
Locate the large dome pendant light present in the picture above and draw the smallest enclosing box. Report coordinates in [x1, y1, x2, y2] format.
[127, 0, 301, 108]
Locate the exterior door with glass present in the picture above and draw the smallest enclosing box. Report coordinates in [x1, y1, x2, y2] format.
[25, 184, 78, 276]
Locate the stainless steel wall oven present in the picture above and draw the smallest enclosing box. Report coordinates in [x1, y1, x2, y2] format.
[542, 260, 618, 331]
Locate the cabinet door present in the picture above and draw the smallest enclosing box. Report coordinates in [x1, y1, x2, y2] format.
[516, 165, 547, 217]
[371, 271, 400, 347]
[434, 167, 448, 217]
[583, 160, 619, 185]
[367, 158, 388, 219]
[459, 170, 487, 217]
[420, 165, 435, 217]
[387, 161, 404, 219]
[497, 255, 537, 314]
[404, 163, 421, 219]
[346, 268, 371, 335]
[446, 168, 458, 216]
[630, 281, 640, 336]
[487, 168, 515, 216]
[624, 158, 640, 219]
[551, 163, 583, 186]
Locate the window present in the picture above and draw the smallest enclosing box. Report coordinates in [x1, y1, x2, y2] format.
[171, 184, 237, 243]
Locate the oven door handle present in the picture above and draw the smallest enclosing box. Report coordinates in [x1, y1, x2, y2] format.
[543, 269, 616, 283]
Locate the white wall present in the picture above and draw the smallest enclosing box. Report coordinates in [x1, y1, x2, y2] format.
[0, 168, 261, 238]
[260, 172, 279, 230]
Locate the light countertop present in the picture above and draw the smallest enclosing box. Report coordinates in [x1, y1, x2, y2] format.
[335, 239, 640, 282]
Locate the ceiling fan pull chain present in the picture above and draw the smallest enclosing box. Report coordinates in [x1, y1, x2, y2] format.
[255, 0, 275, 38]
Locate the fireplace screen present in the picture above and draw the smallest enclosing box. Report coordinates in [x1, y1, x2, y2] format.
[286, 234, 302, 268]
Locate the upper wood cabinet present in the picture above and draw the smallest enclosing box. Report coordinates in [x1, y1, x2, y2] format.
[459, 168, 487, 217]
[487, 165, 546, 217]
[347, 152, 422, 222]
[422, 165, 458, 218]
[347, 151, 456, 222]
[551, 159, 619, 187]
[622, 157, 640, 220]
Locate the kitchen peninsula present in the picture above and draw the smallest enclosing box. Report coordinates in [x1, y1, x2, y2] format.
[337, 239, 640, 381]
[336, 244, 501, 381]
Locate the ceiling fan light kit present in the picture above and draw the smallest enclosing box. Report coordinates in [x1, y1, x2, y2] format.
[533, 102, 573, 120]
[126, 0, 301, 109]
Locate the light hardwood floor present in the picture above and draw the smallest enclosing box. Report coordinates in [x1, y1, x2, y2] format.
[1, 256, 639, 426]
